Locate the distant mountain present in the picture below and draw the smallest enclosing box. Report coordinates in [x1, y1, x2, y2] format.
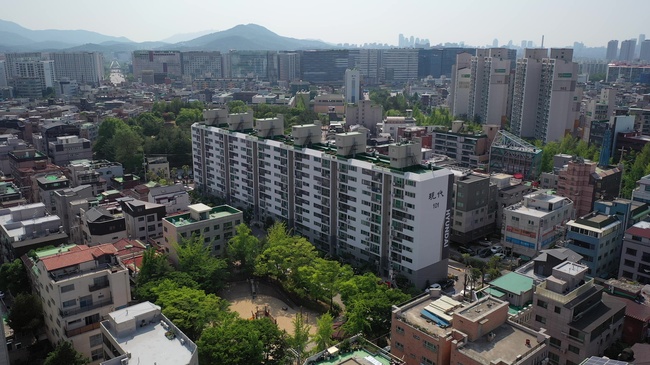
[0, 20, 332, 54]
[162, 30, 218, 44]
[176, 24, 331, 51]
[0, 19, 131, 50]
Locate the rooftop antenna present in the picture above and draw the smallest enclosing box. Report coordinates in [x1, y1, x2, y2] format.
[541, 35, 544, 48]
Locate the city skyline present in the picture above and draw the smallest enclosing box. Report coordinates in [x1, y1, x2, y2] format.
[2, 0, 648, 48]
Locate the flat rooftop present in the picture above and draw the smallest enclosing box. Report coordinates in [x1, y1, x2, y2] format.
[164, 205, 241, 227]
[489, 272, 534, 295]
[103, 302, 195, 365]
[397, 294, 464, 337]
[457, 297, 502, 320]
[458, 323, 545, 364]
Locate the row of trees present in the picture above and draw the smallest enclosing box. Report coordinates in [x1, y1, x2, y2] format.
[370, 89, 453, 127]
[94, 99, 204, 173]
[534, 134, 601, 173]
[621, 143, 650, 198]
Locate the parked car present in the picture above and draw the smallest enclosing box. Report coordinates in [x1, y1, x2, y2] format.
[437, 279, 455, 290]
[479, 248, 492, 258]
[428, 283, 442, 291]
[494, 253, 506, 260]
[457, 246, 476, 256]
[491, 245, 504, 254]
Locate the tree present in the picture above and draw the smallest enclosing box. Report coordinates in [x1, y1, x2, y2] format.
[174, 235, 228, 293]
[198, 317, 287, 365]
[228, 100, 249, 114]
[44, 341, 88, 365]
[113, 126, 144, 172]
[227, 224, 261, 275]
[154, 280, 233, 340]
[299, 258, 353, 310]
[136, 248, 172, 286]
[0, 259, 30, 295]
[288, 312, 310, 355]
[313, 312, 335, 351]
[8, 293, 43, 335]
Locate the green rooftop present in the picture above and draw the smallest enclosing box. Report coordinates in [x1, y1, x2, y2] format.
[489, 272, 534, 295]
[312, 349, 392, 365]
[35, 244, 77, 259]
[164, 205, 241, 227]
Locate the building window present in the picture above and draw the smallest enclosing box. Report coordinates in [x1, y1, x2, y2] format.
[627, 248, 637, 256]
[535, 315, 546, 324]
[60, 284, 75, 293]
[624, 259, 636, 268]
[421, 357, 434, 365]
[554, 306, 561, 314]
[549, 337, 561, 348]
[568, 344, 580, 354]
[396, 326, 404, 334]
[62, 299, 76, 308]
[537, 299, 548, 309]
[89, 334, 102, 347]
[214, 224, 220, 230]
[91, 348, 103, 361]
[147, 215, 155, 222]
[423, 340, 437, 352]
[395, 341, 404, 350]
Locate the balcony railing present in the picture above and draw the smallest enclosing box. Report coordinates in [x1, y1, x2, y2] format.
[59, 297, 113, 318]
[535, 278, 594, 304]
[65, 321, 101, 337]
[89, 281, 110, 292]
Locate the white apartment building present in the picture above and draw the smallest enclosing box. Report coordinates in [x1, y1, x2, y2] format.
[100, 302, 198, 365]
[467, 48, 512, 125]
[192, 110, 455, 287]
[23, 243, 131, 364]
[80, 205, 126, 246]
[510, 48, 579, 143]
[162, 203, 242, 260]
[118, 197, 166, 242]
[632, 174, 650, 205]
[49, 52, 104, 86]
[345, 99, 383, 136]
[450, 52, 472, 118]
[618, 221, 650, 283]
[344, 68, 361, 104]
[502, 191, 573, 258]
[68, 159, 124, 189]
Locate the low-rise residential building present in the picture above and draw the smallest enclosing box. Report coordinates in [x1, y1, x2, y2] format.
[80, 204, 126, 246]
[565, 212, 621, 278]
[502, 191, 573, 259]
[111, 174, 140, 190]
[162, 204, 242, 260]
[378, 113, 416, 140]
[68, 160, 123, 189]
[145, 156, 170, 180]
[118, 197, 166, 241]
[23, 243, 131, 364]
[147, 184, 191, 214]
[430, 121, 498, 169]
[47, 135, 93, 167]
[100, 301, 198, 365]
[491, 173, 536, 230]
[0, 203, 67, 261]
[602, 279, 650, 345]
[531, 261, 626, 365]
[450, 170, 496, 244]
[35, 173, 69, 214]
[8, 148, 62, 202]
[390, 290, 549, 365]
[0, 181, 26, 207]
[619, 221, 650, 283]
[53, 185, 95, 238]
[633, 174, 650, 205]
[345, 99, 383, 136]
[480, 272, 535, 309]
[302, 335, 403, 365]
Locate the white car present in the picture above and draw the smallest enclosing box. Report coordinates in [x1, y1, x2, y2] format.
[491, 245, 504, 254]
[494, 253, 506, 260]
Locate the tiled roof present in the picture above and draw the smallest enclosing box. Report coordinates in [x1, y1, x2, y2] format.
[41, 243, 117, 271]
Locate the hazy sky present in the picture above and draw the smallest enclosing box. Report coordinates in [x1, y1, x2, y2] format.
[3, 0, 649, 47]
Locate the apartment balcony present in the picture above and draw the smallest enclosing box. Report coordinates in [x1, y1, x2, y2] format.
[88, 281, 110, 292]
[59, 297, 114, 318]
[65, 321, 101, 338]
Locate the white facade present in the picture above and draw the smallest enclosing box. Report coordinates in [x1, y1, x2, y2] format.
[50, 52, 104, 86]
[344, 68, 361, 104]
[148, 184, 191, 214]
[468, 48, 511, 125]
[450, 52, 472, 118]
[100, 302, 198, 365]
[510, 48, 579, 143]
[26, 243, 131, 364]
[192, 111, 455, 287]
[502, 191, 573, 258]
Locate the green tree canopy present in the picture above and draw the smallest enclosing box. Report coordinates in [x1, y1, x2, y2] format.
[198, 317, 287, 365]
[44, 341, 88, 365]
[312, 312, 335, 351]
[227, 224, 261, 275]
[8, 293, 43, 335]
[153, 280, 233, 340]
[0, 259, 30, 295]
[174, 235, 228, 293]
